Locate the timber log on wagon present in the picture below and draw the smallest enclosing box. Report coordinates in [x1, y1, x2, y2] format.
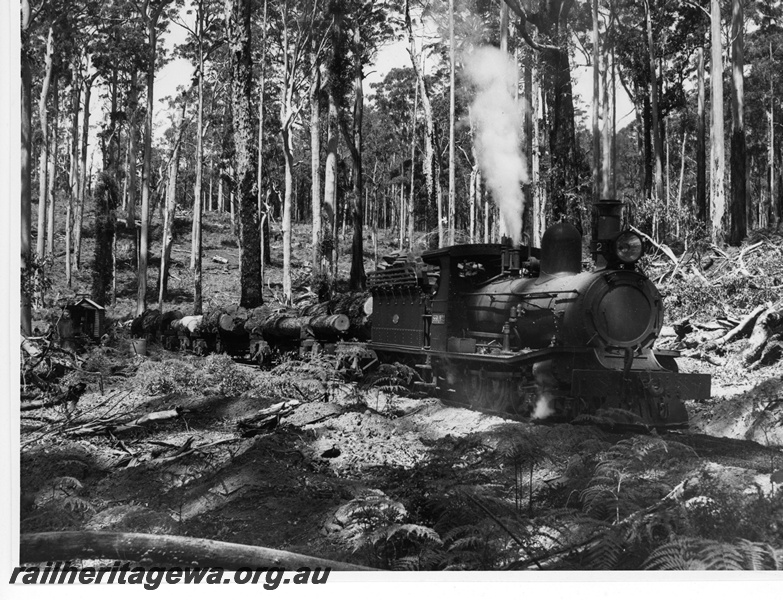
[131, 200, 710, 428]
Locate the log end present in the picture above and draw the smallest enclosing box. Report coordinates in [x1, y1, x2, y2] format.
[332, 314, 350, 332]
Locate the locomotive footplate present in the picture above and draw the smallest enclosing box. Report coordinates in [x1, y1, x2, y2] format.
[571, 369, 710, 425]
[570, 369, 711, 400]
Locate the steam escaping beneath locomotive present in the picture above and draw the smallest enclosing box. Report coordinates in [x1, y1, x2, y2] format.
[464, 46, 528, 244]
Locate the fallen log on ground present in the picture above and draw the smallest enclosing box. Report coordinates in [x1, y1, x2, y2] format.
[20, 531, 376, 570]
[743, 304, 783, 366]
[238, 400, 301, 436]
[704, 305, 767, 350]
[21, 382, 87, 412]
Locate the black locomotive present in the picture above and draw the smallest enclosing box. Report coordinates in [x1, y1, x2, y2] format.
[135, 200, 710, 428]
[366, 200, 710, 427]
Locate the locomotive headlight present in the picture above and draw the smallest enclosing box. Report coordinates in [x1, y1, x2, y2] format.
[614, 232, 643, 264]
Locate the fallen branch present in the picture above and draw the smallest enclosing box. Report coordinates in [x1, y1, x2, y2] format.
[147, 436, 240, 466]
[738, 241, 764, 277]
[20, 531, 377, 571]
[64, 408, 186, 437]
[630, 226, 678, 264]
[238, 400, 300, 436]
[708, 305, 767, 348]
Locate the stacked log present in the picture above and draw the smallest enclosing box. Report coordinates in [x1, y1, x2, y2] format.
[255, 314, 350, 341]
[328, 291, 372, 339]
[126, 291, 372, 350]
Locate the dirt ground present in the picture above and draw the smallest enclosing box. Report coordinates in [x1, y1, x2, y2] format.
[20, 206, 783, 569]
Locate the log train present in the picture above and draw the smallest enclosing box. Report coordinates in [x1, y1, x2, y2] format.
[132, 201, 711, 428]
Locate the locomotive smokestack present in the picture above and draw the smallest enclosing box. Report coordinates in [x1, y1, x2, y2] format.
[592, 199, 624, 265]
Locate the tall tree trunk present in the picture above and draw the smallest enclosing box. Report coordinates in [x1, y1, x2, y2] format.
[46, 78, 59, 256]
[770, 42, 777, 228]
[447, 0, 456, 244]
[228, 0, 262, 307]
[74, 73, 97, 272]
[310, 49, 322, 276]
[645, 1, 664, 211]
[138, 15, 158, 315]
[506, 0, 579, 226]
[127, 71, 138, 227]
[36, 26, 54, 260]
[522, 45, 534, 243]
[159, 103, 188, 308]
[347, 26, 365, 291]
[696, 45, 707, 223]
[710, 0, 726, 240]
[591, 0, 600, 206]
[729, 0, 746, 246]
[601, 11, 614, 200]
[404, 0, 440, 248]
[67, 59, 81, 288]
[497, 0, 510, 240]
[323, 89, 338, 278]
[407, 63, 418, 250]
[20, 1, 33, 335]
[258, 0, 271, 269]
[532, 58, 545, 246]
[193, 0, 205, 314]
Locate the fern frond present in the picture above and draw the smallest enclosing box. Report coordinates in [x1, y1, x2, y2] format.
[582, 527, 626, 570]
[644, 537, 783, 570]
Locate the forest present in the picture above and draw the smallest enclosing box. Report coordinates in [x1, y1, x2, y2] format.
[14, 0, 783, 573]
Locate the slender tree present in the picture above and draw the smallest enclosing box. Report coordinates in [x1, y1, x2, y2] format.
[696, 44, 707, 223]
[645, 0, 664, 215]
[131, 0, 174, 315]
[20, 0, 34, 335]
[710, 0, 726, 240]
[591, 0, 600, 205]
[226, 0, 262, 306]
[729, 0, 746, 245]
[36, 25, 55, 261]
[447, 0, 456, 244]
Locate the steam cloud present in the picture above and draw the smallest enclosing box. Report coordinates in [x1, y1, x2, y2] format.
[464, 46, 528, 244]
[532, 392, 555, 420]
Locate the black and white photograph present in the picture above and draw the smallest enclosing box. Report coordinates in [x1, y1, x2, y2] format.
[5, 0, 783, 592]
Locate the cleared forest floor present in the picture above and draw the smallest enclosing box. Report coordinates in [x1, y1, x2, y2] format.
[20, 202, 783, 569]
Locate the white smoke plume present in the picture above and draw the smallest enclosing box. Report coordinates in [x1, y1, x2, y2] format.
[532, 392, 555, 420]
[464, 46, 528, 244]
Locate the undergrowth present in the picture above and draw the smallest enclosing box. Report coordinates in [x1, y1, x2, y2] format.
[133, 354, 252, 397]
[359, 433, 783, 570]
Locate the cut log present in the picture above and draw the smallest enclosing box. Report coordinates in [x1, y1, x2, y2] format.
[131, 309, 161, 338]
[211, 255, 229, 264]
[20, 531, 376, 570]
[257, 314, 350, 340]
[178, 315, 203, 334]
[218, 305, 249, 336]
[244, 306, 281, 332]
[159, 310, 184, 332]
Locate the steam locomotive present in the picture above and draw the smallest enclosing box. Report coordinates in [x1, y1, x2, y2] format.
[138, 200, 709, 427]
[365, 200, 710, 427]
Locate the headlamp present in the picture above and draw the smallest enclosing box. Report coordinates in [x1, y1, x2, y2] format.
[614, 231, 643, 264]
